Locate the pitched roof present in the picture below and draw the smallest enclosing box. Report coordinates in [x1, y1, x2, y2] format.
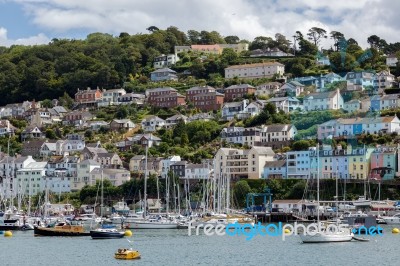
[264, 160, 286, 168]
[262, 124, 292, 132]
[141, 115, 165, 122]
[225, 84, 255, 91]
[187, 85, 216, 92]
[304, 90, 339, 100]
[166, 114, 188, 121]
[151, 68, 176, 74]
[251, 146, 275, 156]
[146, 87, 177, 93]
[226, 62, 284, 69]
[223, 101, 245, 108]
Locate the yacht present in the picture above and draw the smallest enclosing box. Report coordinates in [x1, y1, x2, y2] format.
[299, 225, 354, 243]
[382, 213, 400, 224]
[125, 215, 178, 229]
[353, 196, 371, 208]
[113, 201, 130, 214]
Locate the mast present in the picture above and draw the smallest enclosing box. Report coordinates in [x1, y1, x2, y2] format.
[317, 144, 320, 223]
[156, 173, 161, 214]
[166, 171, 169, 214]
[226, 173, 230, 213]
[100, 169, 104, 218]
[143, 138, 149, 218]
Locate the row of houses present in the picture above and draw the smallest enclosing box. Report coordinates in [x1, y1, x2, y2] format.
[264, 145, 399, 181]
[318, 116, 400, 140]
[220, 125, 297, 149]
[0, 145, 129, 197]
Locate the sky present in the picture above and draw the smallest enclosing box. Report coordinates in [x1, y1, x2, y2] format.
[0, 0, 399, 48]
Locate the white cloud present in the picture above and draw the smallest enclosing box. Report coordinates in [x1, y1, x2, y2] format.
[3, 0, 400, 48]
[0, 26, 50, 46]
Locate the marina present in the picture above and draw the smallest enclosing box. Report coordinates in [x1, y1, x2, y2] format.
[1, 225, 399, 266]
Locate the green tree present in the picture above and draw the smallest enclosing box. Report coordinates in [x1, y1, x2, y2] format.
[224, 35, 240, 44]
[233, 180, 252, 207]
[45, 129, 57, 139]
[330, 31, 345, 51]
[115, 105, 129, 119]
[292, 140, 312, 151]
[307, 27, 327, 46]
[41, 99, 54, 108]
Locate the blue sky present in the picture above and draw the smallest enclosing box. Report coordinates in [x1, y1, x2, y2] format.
[0, 0, 399, 47]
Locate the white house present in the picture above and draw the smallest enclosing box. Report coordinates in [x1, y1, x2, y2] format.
[279, 81, 305, 97]
[16, 162, 48, 196]
[90, 168, 130, 186]
[153, 54, 179, 69]
[255, 82, 282, 97]
[386, 54, 398, 67]
[374, 71, 396, 93]
[303, 89, 344, 111]
[184, 163, 212, 179]
[73, 159, 101, 191]
[225, 62, 285, 79]
[260, 124, 297, 143]
[141, 116, 166, 132]
[267, 97, 302, 113]
[221, 100, 248, 121]
[0, 155, 36, 198]
[0, 120, 16, 136]
[343, 100, 361, 113]
[160, 155, 181, 179]
[165, 114, 188, 129]
[220, 127, 261, 147]
[98, 88, 126, 106]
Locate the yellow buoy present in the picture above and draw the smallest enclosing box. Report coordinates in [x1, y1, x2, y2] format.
[392, 228, 399, 234]
[4, 231, 13, 237]
[124, 230, 133, 237]
[284, 229, 291, 234]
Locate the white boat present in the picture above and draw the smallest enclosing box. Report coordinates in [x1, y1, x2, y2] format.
[300, 227, 354, 243]
[382, 213, 400, 224]
[353, 196, 371, 207]
[126, 218, 178, 229]
[113, 201, 130, 213]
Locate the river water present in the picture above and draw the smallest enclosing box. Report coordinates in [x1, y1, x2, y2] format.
[1, 225, 399, 266]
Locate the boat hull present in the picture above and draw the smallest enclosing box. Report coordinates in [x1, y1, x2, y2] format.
[90, 230, 125, 239]
[125, 221, 178, 229]
[300, 232, 354, 243]
[382, 217, 400, 224]
[34, 226, 90, 236]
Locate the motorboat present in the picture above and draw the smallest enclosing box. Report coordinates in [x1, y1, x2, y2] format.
[114, 248, 141, 260]
[34, 221, 90, 236]
[382, 213, 400, 224]
[90, 227, 125, 239]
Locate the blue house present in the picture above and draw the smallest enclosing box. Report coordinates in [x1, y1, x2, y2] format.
[370, 95, 381, 111]
[150, 68, 178, 82]
[263, 160, 287, 179]
[346, 71, 375, 90]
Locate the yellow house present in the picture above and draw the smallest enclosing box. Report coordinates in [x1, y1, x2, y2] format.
[347, 146, 373, 180]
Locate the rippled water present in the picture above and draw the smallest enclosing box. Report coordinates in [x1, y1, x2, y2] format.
[1, 225, 399, 266]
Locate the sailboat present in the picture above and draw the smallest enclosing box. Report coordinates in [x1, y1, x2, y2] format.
[125, 138, 178, 229]
[90, 169, 125, 239]
[300, 145, 354, 243]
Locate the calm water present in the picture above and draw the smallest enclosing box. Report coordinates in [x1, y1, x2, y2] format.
[1, 225, 399, 266]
